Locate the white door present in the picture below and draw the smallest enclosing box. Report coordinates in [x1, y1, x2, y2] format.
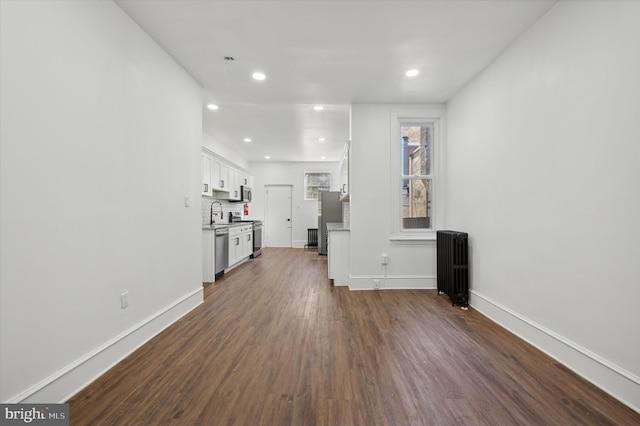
[265, 185, 292, 247]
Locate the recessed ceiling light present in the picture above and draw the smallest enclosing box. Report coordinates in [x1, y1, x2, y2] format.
[264, 155, 271, 159]
[313, 105, 324, 111]
[318, 138, 326, 142]
[243, 138, 252, 143]
[320, 156, 326, 160]
[207, 104, 219, 110]
[405, 69, 420, 77]
[252, 72, 266, 81]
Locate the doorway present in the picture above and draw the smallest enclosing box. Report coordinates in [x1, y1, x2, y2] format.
[265, 185, 292, 247]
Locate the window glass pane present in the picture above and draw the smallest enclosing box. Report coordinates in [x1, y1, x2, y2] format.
[401, 178, 431, 230]
[304, 172, 331, 200]
[401, 125, 431, 176]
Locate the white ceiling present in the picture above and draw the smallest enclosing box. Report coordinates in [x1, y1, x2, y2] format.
[115, 0, 557, 163]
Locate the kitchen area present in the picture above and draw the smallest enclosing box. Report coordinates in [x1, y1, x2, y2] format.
[202, 148, 263, 283]
[324, 140, 351, 286]
[202, 139, 350, 285]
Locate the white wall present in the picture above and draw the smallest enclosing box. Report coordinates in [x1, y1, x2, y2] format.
[0, 0, 203, 402]
[445, 0, 640, 411]
[249, 161, 340, 248]
[202, 131, 250, 171]
[349, 104, 445, 290]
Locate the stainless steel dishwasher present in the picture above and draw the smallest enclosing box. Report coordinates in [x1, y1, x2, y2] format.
[214, 227, 229, 277]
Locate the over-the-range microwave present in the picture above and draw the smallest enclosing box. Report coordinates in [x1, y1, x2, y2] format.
[229, 186, 251, 202]
[240, 186, 252, 202]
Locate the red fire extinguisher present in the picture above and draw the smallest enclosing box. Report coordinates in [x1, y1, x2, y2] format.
[244, 203, 249, 216]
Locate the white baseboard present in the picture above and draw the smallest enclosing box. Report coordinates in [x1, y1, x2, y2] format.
[293, 240, 307, 249]
[348, 275, 436, 290]
[9, 287, 204, 404]
[470, 290, 640, 414]
[266, 241, 310, 249]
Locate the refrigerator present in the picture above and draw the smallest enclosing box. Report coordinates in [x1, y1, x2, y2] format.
[318, 191, 342, 255]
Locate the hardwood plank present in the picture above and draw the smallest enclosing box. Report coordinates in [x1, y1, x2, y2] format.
[68, 247, 640, 425]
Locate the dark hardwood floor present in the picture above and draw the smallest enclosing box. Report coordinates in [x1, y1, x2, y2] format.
[68, 248, 640, 425]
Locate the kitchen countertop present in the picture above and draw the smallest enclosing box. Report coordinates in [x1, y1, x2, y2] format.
[203, 224, 225, 230]
[327, 222, 350, 232]
[202, 223, 246, 230]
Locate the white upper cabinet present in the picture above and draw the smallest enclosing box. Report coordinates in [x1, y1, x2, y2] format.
[202, 149, 253, 200]
[202, 154, 213, 196]
[202, 151, 230, 194]
[213, 161, 228, 192]
[228, 168, 240, 200]
[239, 173, 249, 187]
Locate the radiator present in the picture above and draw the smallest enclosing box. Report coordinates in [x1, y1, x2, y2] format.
[305, 228, 318, 249]
[437, 230, 469, 308]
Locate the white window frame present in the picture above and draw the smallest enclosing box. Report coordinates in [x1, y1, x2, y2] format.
[390, 108, 445, 240]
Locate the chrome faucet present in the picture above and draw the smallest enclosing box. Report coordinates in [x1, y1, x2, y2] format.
[210, 201, 223, 225]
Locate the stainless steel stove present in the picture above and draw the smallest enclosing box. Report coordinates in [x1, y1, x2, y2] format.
[249, 220, 263, 258]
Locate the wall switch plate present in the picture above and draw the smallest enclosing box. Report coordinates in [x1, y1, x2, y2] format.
[184, 196, 191, 207]
[121, 291, 129, 309]
[381, 254, 389, 265]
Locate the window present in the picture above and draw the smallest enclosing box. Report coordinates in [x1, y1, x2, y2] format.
[392, 108, 443, 238]
[401, 123, 433, 230]
[304, 171, 331, 200]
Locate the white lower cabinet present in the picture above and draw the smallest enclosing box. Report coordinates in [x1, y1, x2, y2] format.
[229, 235, 244, 266]
[202, 230, 215, 282]
[244, 232, 253, 258]
[328, 229, 350, 286]
[228, 224, 253, 267]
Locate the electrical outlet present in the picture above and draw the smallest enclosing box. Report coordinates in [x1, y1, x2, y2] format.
[121, 291, 129, 309]
[381, 254, 389, 265]
[373, 279, 380, 290]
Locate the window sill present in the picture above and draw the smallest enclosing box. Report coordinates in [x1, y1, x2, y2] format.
[390, 232, 436, 242]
